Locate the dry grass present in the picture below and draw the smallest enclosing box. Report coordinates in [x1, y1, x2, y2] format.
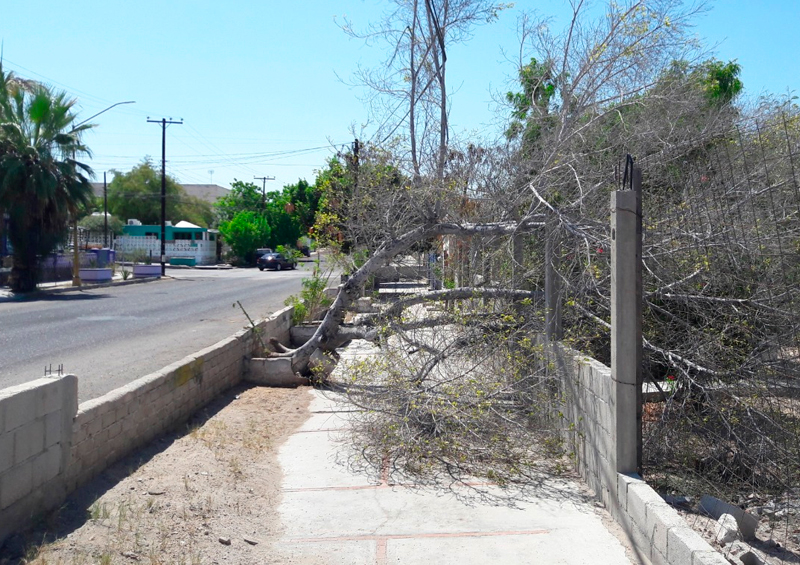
[7, 385, 310, 565]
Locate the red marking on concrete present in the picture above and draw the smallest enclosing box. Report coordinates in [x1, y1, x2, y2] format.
[376, 538, 388, 565]
[284, 484, 387, 493]
[286, 529, 550, 544]
[380, 455, 390, 486]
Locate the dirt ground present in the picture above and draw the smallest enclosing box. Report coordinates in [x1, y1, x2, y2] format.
[4, 384, 310, 565]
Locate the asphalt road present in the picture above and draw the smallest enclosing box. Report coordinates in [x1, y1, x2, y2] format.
[0, 265, 318, 401]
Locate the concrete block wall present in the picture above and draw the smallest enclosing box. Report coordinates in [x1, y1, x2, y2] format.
[0, 376, 77, 545]
[0, 305, 294, 547]
[67, 305, 293, 490]
[545, 342, 727, 565]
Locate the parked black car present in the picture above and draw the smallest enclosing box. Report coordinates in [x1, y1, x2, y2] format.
[257, 252, 296, 271]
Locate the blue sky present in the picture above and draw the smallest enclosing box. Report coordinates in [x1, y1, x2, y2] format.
[2, 0, 798, 191]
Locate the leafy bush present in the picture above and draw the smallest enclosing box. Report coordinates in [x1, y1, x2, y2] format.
[284, 262, 333, 325]
[218, 211, 272, 265]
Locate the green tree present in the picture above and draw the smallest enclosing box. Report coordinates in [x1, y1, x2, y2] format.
[0, 64, 94, 292]
[699, 59, 743, 106]
[78, 213, 124, 235]
[178, 194, 214, 228]
[218, 210, 272, 265]
[214, 179, 263, 224]
[107, 159, 211, 227]
[504, 57, 557, 146]
[215, 178, 320, 253]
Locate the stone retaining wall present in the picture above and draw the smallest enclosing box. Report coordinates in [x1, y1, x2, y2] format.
[0, 305, 294, 547]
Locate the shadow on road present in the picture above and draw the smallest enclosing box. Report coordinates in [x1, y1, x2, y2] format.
[22, 292, 112, 302]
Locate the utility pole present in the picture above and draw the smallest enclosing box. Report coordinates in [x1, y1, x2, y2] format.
[254, 175, 274, 208]
[147, 117, 183, 276]
[70, 100, 135, 286]
[103, 172, 108, 248]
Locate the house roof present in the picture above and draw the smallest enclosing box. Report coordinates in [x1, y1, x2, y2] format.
[174, 221, 202, 229]
[90, 183, 230, 204]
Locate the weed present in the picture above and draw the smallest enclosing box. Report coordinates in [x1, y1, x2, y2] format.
[229, 456, 242, 476]
[89, 501, 110, 521]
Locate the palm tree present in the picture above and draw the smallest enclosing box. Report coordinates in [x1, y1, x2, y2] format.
[0, 64, 94, 292]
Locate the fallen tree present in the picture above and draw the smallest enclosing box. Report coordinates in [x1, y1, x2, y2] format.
[271, 218, 544, 375]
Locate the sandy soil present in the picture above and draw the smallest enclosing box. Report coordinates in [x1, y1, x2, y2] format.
[5, 384, 310, 565]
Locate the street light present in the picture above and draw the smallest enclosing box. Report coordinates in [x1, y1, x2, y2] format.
[71, 100, 136, 286]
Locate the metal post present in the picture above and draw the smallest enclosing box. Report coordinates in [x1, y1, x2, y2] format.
[103, 171, 108, 248]
[610, 166, 643, 475]
[71, 212, 81, 286]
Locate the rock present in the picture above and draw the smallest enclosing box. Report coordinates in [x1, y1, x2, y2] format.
[218, 537, 231, 545]
[243, 537, 259, 545]
[147, 489, 166, 495]
[662, 494, 692, 507]
[715, 513, 740, 545]
[727, 542, 767, 565]
[699, 495, 759, 541]
[121, 551, 140, 561]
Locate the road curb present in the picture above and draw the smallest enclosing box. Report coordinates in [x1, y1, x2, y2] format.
[0, 276, 170, 302]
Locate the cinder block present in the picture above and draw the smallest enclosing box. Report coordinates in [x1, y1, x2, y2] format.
[38, 381, 62, 417]
[107, 421, 123, 441]
[0, 459, 33, 509]
[73, 437, 93, 462]
[627, 482, 664, 531]
[651, 545, 668, 565]
[692, 550, 730, 565]
[94, 429, 110, 450]
[668, 527, 712, 565]
[626, 518, 652, 562]
[0, 432, 13, 473]
[14, 419, 45, 464]
[114, 403, 130, 422]
[2, 387, 36, 433]
[101, 408, 117, 429]
[617, 473, 643, 513]
[121, 416, 137, 435]
[31, 446, 61, 488]
[125, 397, 141, 416]
[44, 410, 62, 449]
[647, 500, 687, 556]
[86, 414, 102, 438]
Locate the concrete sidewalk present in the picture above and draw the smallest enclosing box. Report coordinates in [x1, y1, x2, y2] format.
[271, 388, 637, 564]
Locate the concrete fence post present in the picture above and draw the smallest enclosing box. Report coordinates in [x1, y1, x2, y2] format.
[545, 215, 562, 341]
[611, 167, 643, 476]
